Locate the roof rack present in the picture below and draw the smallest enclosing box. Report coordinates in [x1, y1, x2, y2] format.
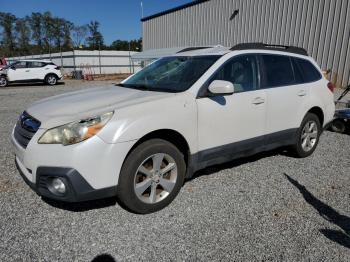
[230, 43, 308, 56]
[177, 47, 212, 53]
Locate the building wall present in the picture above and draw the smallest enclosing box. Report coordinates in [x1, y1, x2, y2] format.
[143, 0, 350, 87]
[8, 50, 141, 75]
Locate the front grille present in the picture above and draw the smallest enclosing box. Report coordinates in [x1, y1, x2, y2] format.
[14, 111, 41, 148]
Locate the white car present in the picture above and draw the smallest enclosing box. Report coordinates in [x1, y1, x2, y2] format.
[11, 43, 335, 213]
[0, 59, 62, 87]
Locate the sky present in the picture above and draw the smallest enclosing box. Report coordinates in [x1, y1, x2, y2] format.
[0, 0, 193, 44]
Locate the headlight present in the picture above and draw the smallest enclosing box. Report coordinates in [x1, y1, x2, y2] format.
[38, 112, 113, 145]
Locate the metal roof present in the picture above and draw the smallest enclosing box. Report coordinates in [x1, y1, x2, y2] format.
[141, 0, 210, 22]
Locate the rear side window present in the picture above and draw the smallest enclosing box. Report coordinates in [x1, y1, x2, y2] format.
[293, 58, 322, 83]
[261, 55, 295, 88]
[28, 61, 45, 68]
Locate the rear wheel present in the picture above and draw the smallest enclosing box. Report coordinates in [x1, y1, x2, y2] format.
[117, 139, 186, 214]
[45, 74, 57, 86]
[0, 76, 8, 87]
[291, 113, 321, 158]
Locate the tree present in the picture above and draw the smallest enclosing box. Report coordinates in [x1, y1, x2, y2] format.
[110, 39, 129, 50]
[87, 20, 104, 49]
[62, 20, 73, 50]
[15, 18, 31, 55]
[110, 38, 142, 51]
[72, 25, 88, 48]
[0, 12, 17, 54]
[28, 12, 43, 49]
[42, 11, 55, 53]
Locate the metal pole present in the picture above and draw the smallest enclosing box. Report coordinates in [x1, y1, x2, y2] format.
[72, 49, 76, 72]
[129, 42, 132, 74]
[98, 43, 102, 75]
[60, 45, 63, 68]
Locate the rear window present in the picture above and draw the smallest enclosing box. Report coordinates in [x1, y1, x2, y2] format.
[293, 58, 322, 83]
[262, 55, 295, 88]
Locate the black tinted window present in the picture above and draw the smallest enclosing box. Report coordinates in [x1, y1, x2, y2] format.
[262, 55, 295, 87]
[27, 61, 44, 68]
[211, 55, 258, 93]
[293, 58, 322, 83]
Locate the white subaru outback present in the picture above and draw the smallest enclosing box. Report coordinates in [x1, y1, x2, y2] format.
[0, 59, 62, 87]
[11, 43, 335, 213]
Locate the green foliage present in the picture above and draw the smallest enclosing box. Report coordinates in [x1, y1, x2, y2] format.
[0, 12, 142, 57]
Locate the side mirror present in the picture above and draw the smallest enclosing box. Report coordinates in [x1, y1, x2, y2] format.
[208, 80, 234, 96]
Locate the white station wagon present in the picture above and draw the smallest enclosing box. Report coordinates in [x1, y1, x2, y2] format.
[12, 43, 335, 213]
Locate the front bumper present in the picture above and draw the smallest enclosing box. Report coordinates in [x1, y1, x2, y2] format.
[15, 159, 117, 202]
[11, 127, 137, 202]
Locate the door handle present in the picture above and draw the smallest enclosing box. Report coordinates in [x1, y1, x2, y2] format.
[298, 90, 307, 96]
[252, 97, 265, 105]
[25, 70, 30, 72]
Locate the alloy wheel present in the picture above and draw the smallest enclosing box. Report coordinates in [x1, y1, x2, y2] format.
[0, 77, 7, 87]
[134, 153, 178, 204]
[47, 76, 57, 85]
[301, 120, 318, 152]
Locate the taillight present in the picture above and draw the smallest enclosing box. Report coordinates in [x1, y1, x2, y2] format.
[327, 82, 335, 93]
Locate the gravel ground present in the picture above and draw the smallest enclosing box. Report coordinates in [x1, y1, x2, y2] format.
[0, 80, 349, 261]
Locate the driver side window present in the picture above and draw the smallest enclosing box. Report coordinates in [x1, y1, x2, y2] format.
[211, 55, 258, 93]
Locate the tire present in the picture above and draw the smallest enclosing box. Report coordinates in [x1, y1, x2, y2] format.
[291, 113, 321, 158]
[0, 76, 8, 87]
[45, 74, 57, 86]
[331, 119, 346, 134]
[117, 139, 186, 214]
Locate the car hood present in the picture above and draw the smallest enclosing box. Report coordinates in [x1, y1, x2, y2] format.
[26, 85, 174, 128]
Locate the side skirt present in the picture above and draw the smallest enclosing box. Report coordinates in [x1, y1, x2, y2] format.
[187, 128, 298, 178]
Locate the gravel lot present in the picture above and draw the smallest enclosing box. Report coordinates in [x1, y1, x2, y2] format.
[0, 80, 349, 261]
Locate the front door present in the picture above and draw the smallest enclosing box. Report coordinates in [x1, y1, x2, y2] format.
[7, 61, 29, 81]
[197, 54, 266, 165]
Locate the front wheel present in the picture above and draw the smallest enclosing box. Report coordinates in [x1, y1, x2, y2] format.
[0, 76, 8, 87]
[45, 74, 57, 86]
[291, 113, 321, 158]
[117, 139, 186, 214]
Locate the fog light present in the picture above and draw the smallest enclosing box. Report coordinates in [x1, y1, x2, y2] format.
[51, 178, 66, 194]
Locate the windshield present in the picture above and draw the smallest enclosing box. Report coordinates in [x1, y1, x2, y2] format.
[2, 61, 18, 69]
[121, 56, 220, 92]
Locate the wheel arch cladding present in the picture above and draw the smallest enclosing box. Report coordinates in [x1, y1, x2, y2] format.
[307, 106, 324, 126]
[45, 73, 58, 79]
[125, 129, 190, 168]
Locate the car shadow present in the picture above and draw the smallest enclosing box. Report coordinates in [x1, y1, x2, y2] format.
[91, 254, 116, 262]
[42, 196, 117, 212]
[7, 82, 65, 88]
[285, 174, 350, 249]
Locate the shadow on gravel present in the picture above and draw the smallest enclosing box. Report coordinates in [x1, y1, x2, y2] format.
[42, 196, 117, 212]
[91, 254, 116, 262]
[285, 174, 350, 249]
[5, 82, 65, 88]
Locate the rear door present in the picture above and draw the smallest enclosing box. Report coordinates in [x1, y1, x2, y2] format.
[260, 54, 308, 146]
[27, 61, 46, 80]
